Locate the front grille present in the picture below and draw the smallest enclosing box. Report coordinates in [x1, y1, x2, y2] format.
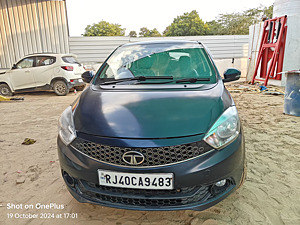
[76, 180, 212, 208]
[71, 138, 213, 167]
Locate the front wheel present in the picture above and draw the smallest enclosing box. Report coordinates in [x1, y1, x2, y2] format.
[53, 80, 69, 96]
[0, 84, 13, 96]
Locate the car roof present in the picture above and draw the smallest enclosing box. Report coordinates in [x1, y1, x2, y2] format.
[24, 53, 77, 58]
[122, 40, 203, 47]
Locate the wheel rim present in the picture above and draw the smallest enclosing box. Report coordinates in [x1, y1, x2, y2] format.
[1, 87, 9, 95]
[55, 83, 66, 94]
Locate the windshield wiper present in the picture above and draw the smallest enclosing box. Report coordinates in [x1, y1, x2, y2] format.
[175, 78, 210, 83]
[101, 76, 173, 85]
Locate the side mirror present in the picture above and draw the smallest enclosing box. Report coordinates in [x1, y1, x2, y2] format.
[12, 64, 17, 69]
[222, 68, 241, 83]
[81, 71, 94, 83]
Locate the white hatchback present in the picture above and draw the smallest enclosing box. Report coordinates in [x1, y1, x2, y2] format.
[0, 53, 86, 96]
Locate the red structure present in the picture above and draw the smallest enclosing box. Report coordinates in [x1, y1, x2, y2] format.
[251, 16, 288, 86]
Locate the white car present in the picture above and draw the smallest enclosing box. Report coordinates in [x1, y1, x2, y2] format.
[0, 53, 86, 96]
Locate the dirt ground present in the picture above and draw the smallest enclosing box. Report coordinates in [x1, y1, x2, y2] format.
[0, 82, 300, 225]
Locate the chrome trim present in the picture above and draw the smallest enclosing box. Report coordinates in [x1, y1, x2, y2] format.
[122, 151, 145, 165]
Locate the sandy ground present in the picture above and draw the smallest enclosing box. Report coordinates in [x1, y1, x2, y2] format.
[0, 82, 300, 225]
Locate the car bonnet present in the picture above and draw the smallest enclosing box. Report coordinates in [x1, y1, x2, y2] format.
[73, 82, 231, 139]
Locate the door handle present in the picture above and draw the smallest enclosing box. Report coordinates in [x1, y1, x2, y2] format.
[25, 70, 30, 72]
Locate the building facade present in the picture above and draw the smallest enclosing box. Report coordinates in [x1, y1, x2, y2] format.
[0, 0, 69, 68]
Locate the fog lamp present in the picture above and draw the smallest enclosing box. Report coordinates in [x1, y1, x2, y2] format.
[215, 179, 227, 187]
[63, 171, 74, 187]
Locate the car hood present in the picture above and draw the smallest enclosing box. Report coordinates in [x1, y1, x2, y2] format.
[74, 82, 232, 139]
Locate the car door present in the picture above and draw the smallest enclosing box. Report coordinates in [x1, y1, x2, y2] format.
[34, 56, 56, 87]
[8, 57, 36, 90]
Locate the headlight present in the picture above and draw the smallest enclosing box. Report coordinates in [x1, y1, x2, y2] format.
[204, 106, 240, 149]
[58, 106, 76, 145]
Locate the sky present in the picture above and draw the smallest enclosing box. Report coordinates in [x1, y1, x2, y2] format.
[66, 0, 275, 36]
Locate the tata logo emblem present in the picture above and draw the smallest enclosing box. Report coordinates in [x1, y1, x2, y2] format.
[122, 151, 145, 165]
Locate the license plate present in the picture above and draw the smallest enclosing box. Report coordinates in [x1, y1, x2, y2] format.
[78, 78, 83, 82]
[98, 170, 174, 190]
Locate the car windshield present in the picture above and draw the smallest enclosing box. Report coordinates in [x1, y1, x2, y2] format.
[97, 42, 217, 84]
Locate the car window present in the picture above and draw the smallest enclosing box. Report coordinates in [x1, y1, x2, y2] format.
[168, 52, 189, 60]
[36, 56, 56, 67]
[128, 48, 215, 79]
[16, 57, 34, 69]
[62, 56, 81, 65]
[97, 43, 216, 84]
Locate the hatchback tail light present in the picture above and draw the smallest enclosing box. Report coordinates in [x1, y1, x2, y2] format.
[61, 66, 73, 71]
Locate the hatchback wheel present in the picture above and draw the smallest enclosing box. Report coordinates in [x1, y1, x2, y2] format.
[0, 84, 13, 96]
[53, 80, 69, 96]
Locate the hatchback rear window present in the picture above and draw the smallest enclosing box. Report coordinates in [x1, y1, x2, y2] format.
[62, 56, 81, 65]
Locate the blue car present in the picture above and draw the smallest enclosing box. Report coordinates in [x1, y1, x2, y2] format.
[57, 40, 246, 211]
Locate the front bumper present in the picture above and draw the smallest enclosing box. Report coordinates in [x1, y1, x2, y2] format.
[57, 132, 245, 211]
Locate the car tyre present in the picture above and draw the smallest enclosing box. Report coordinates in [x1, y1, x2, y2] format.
[0, 83, 13, 96]
[53, 80, 69, 96]
[75, 84, 86, 91]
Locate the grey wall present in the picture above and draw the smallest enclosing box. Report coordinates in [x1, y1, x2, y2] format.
[69, 35, 249, 64]
[0, 0, 69, 68]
